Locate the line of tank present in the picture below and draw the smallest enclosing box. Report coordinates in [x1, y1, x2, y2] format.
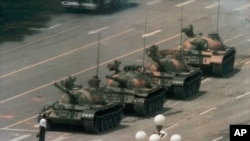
[37, 24, 236, 133]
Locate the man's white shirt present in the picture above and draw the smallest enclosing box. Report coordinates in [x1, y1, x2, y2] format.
[39, 118, 46, 128]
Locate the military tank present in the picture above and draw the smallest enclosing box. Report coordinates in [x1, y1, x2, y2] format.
[37, 76, 123, 133]
[105, 60, 166, 116]
[181, 24, 236, 77]
[145, 45, 203, 99]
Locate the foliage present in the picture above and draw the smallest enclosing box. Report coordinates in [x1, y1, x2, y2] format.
[0, 0, 62, 42]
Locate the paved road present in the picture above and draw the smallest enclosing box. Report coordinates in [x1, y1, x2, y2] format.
[0, 0, 250, 141]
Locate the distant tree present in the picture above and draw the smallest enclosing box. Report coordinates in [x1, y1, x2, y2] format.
[0, 0, 61, 42]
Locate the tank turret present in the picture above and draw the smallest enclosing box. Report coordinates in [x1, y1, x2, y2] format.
[104, 60, 166, 116]
[145, 45, 202, 99]
[181, 24, 236, 76]
[146, 45, 189, 73]
[38, 76, 123, 133]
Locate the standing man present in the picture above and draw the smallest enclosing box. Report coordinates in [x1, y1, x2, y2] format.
[38, 114, 47, 141]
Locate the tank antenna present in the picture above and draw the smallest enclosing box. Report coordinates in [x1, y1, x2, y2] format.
[142, 20, 147, 66]
[216, 0, 221, 33]
[96, 32, 101, 77]
[180, 5, 183, 46]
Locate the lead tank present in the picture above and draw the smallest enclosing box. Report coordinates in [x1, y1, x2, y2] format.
[105, 60, 166, 116]
[181, 24, 236, 76]
[145, 45, 202, 99]
[38, 76, 123, 133]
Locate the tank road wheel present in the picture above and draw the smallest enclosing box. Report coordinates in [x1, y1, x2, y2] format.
[99, 117, 106, 131]
[191, 80, 196, 96]
[225, 54, 235, 75]
[93, 117, 101, 132]
[133, 98, 149, 116]
[107, 114, 114, 128]
[212, 64, 223, 77]
[195, 76, 201, 93]
[173, 85, 188, 99]
[212, 54, 235, 77]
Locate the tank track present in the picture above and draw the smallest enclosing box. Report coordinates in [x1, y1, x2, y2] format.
[82, 105, 123, 133]
[173, 72, 202, 99]
[212, 51, 235, 77]
[133, 90, 166, 116]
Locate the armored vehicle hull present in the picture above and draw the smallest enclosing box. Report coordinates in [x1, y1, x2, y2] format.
[38, 101, 123, 133]
[38, 77, 123, 133]
[105, 86, 166, 116]
[146, 45, 202, 99]
[182, 46, 235, 77]
[105, 64, 166, 116]
[181, 24, 236, 77]
[147, 61, 202, 99]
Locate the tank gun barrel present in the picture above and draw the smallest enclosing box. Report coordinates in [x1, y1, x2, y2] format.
[54, 82, 70, 94]
[106, 75, 126, 88]
[158, 49, 180, 55]
[53, 82, 76, 103]
[146, 48, 166, 72]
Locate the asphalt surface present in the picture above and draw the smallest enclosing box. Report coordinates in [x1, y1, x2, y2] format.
[0, 0, 250, 141]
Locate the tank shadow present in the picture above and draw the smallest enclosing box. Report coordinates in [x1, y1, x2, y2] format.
[47, 123, 128, 135]
[222, 68, 241, 78]
[163, 110, 183, 117]
[122, 107, 171, 118]
[165, 90, 207, 101]
[201, 68, 241, 78]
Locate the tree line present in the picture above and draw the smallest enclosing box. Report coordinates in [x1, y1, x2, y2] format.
[0, 0, 62, 42]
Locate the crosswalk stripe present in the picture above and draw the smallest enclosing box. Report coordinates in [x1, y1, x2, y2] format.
[8, 134, 31, 141]
[51, 136, 68, 141]
[175, 0, 196, 7]
[205, 3, 218, 9]
[234, 3, 250, 11]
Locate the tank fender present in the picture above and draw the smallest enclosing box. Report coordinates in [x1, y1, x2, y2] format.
[211, 55, 223, 64]
[81, 110, 95, 120]
[172, 77, 185, 86]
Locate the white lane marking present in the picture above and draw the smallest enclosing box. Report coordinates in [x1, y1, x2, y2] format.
[212, 136, 223, 141]
[199, 107, 217, 116]
[0, 128, 37, 132]
[8, 134, 31, 141]
[142, 30, 162, 38]
[202, 78, 211, 83]
[34, 124, 39, 128]
[31, 24, 62, 30]
[0, 33, 180, 105]
[233, 3, 250, 11]
[0, 28, 134, 80]
[236, 92, 250, 99]
[51, 133, 72, 141]
[0, 82, 52, 104]
[224, 34, 243, 42]
[48, 24, 61, 30]
[4, 115, 37, 128]
[245, 60, 250, 65]
[164, 124, 178, 130]
[0, 25, 80, 55]
[146, 0, 162, 5]
[88, 26, 109, 34]
[205, 3, 218, 9]
[175, 0, 196, 7]
[51, 137, 68, 141]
